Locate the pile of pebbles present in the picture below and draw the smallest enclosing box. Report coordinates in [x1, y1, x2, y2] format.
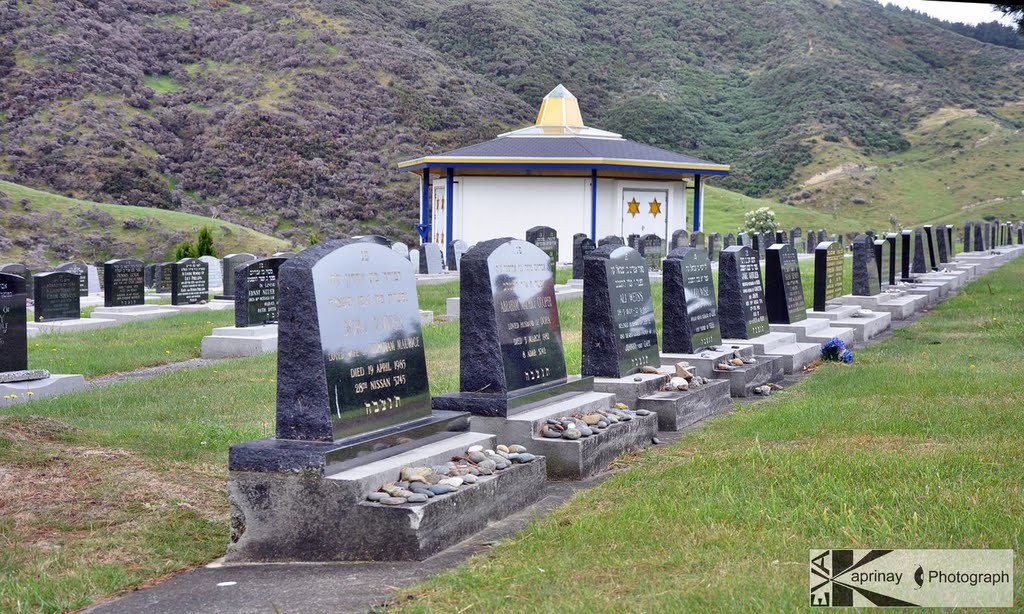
[661, 362, 712, 392]
[537, 403, 653, 440]
[715, 352, 757, 372]
[366, 444, 536, 505]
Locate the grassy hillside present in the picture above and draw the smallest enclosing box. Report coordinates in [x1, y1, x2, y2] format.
[699, 185, 863, 237]
[1, 0, 1020, 242]
[0, 181, 289, 268]
[783, 107, 1024, 230]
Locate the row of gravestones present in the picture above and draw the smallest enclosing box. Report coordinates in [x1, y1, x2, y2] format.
[963, 219, 1023, 252]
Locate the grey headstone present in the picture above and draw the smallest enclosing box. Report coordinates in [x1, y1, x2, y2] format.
[852, 234, 880, 296]
[662, 247, 721, 354]
[717, 246, 769, 340]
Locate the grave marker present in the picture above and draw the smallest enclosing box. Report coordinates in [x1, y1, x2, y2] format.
[912, 228, 929, 274]
[572, 235, 596, 279]
[235, 257, 287, 328]
[671, 229, 689, 250]
[708, 233, 722, 261]
[220, 253, 258, 299]
[813, 241, 844, 312]
[526, 226, 558, 278]
[419, 243, 444, 275]
[718, 245, 769, 339]
[0, 264, 32, 298]
[103, 259, 145, 307]
[599, 235, 625, 247]
[171, 258, 209, 305]
[662, 247, 721, 354]
[874, 238, 892, 287]
[0, 273, 28, 372]
[923, 225, 938, 271]
[55, 262, 88, 297]
[637, 234, 665, 271]
[852, 234, 880, 296]
[765, 244, 806, 324]
[33, 272, 81, 322]
[901, 230, 914, 280]
[885, 233, 898, 286]
[581, 245, 660, 377]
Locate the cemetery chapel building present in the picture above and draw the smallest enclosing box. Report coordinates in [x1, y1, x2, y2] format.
[399, 84, 730, 262]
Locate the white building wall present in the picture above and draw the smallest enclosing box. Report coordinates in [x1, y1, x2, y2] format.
[452, 175, 690, 263]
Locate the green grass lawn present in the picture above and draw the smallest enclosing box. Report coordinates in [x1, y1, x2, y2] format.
[393, 258, 1024, 612]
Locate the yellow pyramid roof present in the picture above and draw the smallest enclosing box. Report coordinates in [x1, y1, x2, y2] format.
[535, 84, 585, 128]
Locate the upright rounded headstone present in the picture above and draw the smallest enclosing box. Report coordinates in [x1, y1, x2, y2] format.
[274, 240, 431, 441]
[637, 234, 665, 271]
[0, 273, 28, 373]
[662, 247, 721, 354]
[103, 259, 145, 307]
[765, 244, 807, 324]
[572, 235, 596, 279]
[220, 253, 258, 299]
[718, 246, 769, 339]
[671, 229, 689, 250]
[598, 235, 624, 247]
[199, 255, 224, 290]
[55, 262, 89, 297]
[526, 226, 559, 278]
[581, 245, 659, 378]
[0, 264, 32, 298]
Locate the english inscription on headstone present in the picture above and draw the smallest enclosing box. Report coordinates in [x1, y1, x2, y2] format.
[0, 273, 28, 373]
[718, 246, 770, 339]
[103, 259, 145, 307]
[765, 244, 806, 324]
[33, 272, 81, 322]
[581, 245, 660, 378]
[813, 241, 844, 312]
[572, 235, 596, 279]
[235, 257, 286, 328]
[274, 241, 432, 440]
[55, 262, 88, 297]
[171, 258, 209, 306]
[662, 247, 721, 354]
[852, 234, 880, 296]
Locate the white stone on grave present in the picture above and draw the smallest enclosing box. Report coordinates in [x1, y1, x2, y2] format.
[199, 256, 224, 291]
[86, 265, 101, 295]
[201, 324, 278, 359]
[90, 304, 181, 324]
[409, 249, 420, 273]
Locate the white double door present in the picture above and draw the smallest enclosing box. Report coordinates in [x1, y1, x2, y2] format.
[620, 188, 669, 241]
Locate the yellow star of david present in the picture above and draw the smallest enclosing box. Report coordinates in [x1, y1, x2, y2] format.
[626, 198, 641, 218]
[649, 198, 662, 217]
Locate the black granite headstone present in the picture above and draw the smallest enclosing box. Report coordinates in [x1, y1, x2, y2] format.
[750, 233, 766, 261]
[791, 227, 802, 252]
[572, 235, 596, 279]
[936, 226, 950, 264]
[220, 253, 257, 299]
[419, 243, 444, 275]
[718, 246, 769, 339]
[447, 238, 569, 408]
[885, 233, 898, 286]
[274, 241, 432, 441]
[637, 234, 666, 271]
[765, 244, 807, 324]
[724, 233, 735, 248]
[962, 222, 971, 253]
[852, 234, 880, 296]
[689, 231, 706, 253]
[1018, 223, 1024, 245]
[627, 234, 640, 249]
[581, 245, 660, 378]
[817, 229, 827, 244]
[235, 257, 287, 328]
[671, 229, 689, 250]
[33, 272, 80, 322]
[738, 232, 751, 247]
[901, 230, 915, 281]
[973, 223, 985, 252]
[526, 226, 559, 279]
[774, 230, 788, 246]
[912, 228, 929, 274]
[923, 225, 938, 271]
[662, 247, 722, 354]
[805, 232, 816, 254]
[813, 241, 844, 312]
[171, 258, 209, 305]
[874, 238, 892, 287]
[144, 264, 155, 288]
[273, 252, 297, 258]
[55, 261, 88, 297]
[946, 225, 954, 256]
[708, 233, 722, 261]
[103, 259, 145, 307]
[0, 273, 28, 372]
[599, 235, 625, 247]
[0, 264, 32, 299]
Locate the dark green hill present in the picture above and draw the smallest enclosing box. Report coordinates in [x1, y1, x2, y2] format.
[0, 0, 1021, 241]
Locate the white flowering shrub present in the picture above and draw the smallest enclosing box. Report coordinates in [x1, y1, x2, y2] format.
[742, 207, 781, 234]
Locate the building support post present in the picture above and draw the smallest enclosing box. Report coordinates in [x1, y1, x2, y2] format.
[445, 168, 454, 247]
[692, 174, 703, 232]
[590, 168, 598, 241]
[417, 169, 431, 244]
